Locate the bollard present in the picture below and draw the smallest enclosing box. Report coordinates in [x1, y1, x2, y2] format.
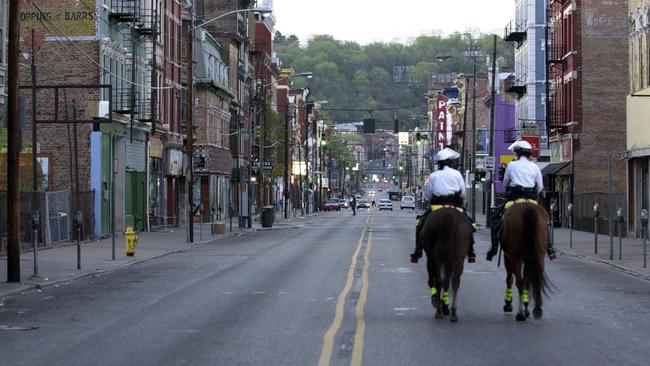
[75, 211, 82, 270]
[568, 203, 573, 249]
[32, 211, 40, 278]
[550, 202, 556, 249]
[642, 209, 648, 268]
[593, 203, 599, 254]
[617, 208, 624, 261]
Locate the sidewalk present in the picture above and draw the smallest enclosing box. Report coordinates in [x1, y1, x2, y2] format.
[0, 212, 311, 299]
[474, 212, 650, 279]
[552, 227, 650, 279]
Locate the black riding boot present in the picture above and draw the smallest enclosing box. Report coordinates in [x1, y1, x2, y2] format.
[467, 236, 476, 263]
[411, 211, 428, 263]
[486, 225, 499, 261]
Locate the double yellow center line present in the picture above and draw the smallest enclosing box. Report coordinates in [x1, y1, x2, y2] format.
[319, 215, 374, 366]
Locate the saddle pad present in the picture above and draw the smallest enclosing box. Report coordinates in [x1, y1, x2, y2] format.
[504, 198, 538, 209]
[431, 204, 464, 213]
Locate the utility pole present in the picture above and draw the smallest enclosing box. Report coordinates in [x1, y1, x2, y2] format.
[29, 29, 40, 278]
[284, 104, 289, 219]
[470, 35, 477, 221]
[7, 0, 22, 282]
[186, 17, 194, 242]
[486, 34, 498, 225]
[460, 77, 470, 172]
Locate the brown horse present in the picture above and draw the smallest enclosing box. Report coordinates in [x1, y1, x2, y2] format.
[499, 202, 552, 321]
[419, 207, 473, 321]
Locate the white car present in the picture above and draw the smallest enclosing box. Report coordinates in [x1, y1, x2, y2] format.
[400, 195, 416, 210]
[378, 199, 393, 211]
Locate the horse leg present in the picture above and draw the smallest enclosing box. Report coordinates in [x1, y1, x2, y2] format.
[441, 271, 451, 317]
[514, 261, 527, 321]
[522, 277, 530, 318]
[427, 257, 443, 319]
[503, 258, 514, 313]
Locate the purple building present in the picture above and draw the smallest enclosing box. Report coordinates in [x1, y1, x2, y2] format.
[490, 93, 516, 195]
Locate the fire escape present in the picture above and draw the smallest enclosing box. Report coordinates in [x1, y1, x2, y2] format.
[108, 1, 160, 133]
[504, 20, 527, 98]
[547, 0, 567, 134]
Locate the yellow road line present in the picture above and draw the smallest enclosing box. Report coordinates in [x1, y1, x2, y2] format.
[318, 227, 367, 366]
[351, 231, 372, 366]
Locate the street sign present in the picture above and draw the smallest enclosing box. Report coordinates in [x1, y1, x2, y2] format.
[484, 156, 495, 170]
[252, 160, 260, 169]
[264, 161, 273, 171]
[618, 151, 631, 160]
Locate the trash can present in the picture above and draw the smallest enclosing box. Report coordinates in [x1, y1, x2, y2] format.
[262, 206, 275, 228]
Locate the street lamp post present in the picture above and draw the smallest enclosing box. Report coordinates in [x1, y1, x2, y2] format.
[187, 6, 272, 238]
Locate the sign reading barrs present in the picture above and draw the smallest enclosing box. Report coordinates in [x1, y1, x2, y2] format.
[20, 0, 97, 38]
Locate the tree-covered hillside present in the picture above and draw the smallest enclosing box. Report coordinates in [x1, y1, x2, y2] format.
[273, 32, 513, 131]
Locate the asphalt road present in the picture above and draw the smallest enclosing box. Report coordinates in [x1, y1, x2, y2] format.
[1, 207, 650, 366]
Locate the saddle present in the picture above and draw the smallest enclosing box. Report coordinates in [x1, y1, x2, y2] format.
[504, 198, 538, 209]
[430, 204, 464, 213]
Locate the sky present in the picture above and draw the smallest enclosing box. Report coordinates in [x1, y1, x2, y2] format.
[269, 0, 515, 45]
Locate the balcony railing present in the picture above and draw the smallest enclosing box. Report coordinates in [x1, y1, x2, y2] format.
[504, 20, 526, 45]
[504, 75, 526, 99]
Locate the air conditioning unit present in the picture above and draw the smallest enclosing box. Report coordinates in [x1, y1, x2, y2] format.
[87, 100, 110, 119]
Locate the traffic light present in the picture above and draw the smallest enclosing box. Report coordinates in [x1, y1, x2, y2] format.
[415, 132, 422, 145]
[393, 119, 399, 133]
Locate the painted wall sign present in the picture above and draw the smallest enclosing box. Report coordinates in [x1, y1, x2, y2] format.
[435, 95, 447, 151]
[20, 0, 97, 38]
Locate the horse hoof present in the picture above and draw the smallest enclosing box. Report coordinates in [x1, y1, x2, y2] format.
[503, 301, 513, 313]
[533, 308, 543, 319]
[516, 313, 526, 322]
[442, 305, 450, 316]
[450, 314, 458, 322]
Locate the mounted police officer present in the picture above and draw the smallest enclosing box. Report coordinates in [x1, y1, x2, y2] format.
[486, 140, 557, 261]
[410, 148, 477, 263]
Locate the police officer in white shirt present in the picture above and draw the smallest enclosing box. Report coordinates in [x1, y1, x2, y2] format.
[411, 148, 476, 263]
[486, 140, 556, 260]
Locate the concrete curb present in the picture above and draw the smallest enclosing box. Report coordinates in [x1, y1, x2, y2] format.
[557, 248, 650, 281]
[0, 229, 256, 300]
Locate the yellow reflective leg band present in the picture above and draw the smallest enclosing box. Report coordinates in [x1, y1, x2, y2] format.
[430, 287, 437, 296]
[522, 290, 529, 303]
[505, 288, 513, 302]
[442, 291, 450, 305]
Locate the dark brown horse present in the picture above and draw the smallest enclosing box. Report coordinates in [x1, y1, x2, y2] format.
[499, 202, 552, 321]
[419, 207, 473, 321]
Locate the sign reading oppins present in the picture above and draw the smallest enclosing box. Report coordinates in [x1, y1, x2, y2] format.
[20, 0, 97, 37]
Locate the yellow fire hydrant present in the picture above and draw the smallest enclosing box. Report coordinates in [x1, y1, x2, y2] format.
[124, 226, 138, 257]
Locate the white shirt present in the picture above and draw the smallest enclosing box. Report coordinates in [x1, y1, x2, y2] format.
[424, 166, 466, 201]
[503, 157, 544, 193]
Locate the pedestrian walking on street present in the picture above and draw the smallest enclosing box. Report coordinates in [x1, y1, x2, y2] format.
[351, 195, 357, 216]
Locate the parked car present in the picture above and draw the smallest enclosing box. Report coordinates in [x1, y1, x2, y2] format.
[378, 199, 393, 211]
[338, 198, 349, 209]
[400, 195, 416, 210]
[323, 199, 341, 211]
[357, 199, 370, 209]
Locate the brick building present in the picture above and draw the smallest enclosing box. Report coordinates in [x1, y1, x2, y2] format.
[546, 0, 628, 231]
[626, 0, 650, 237]
[195, 0, 256, 227]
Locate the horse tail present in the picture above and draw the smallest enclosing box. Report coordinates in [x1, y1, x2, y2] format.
[521, 205, 550, 296]
[438, 210, 457, 282]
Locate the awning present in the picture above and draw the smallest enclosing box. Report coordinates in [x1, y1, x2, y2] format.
[541, 162, 571, 176]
